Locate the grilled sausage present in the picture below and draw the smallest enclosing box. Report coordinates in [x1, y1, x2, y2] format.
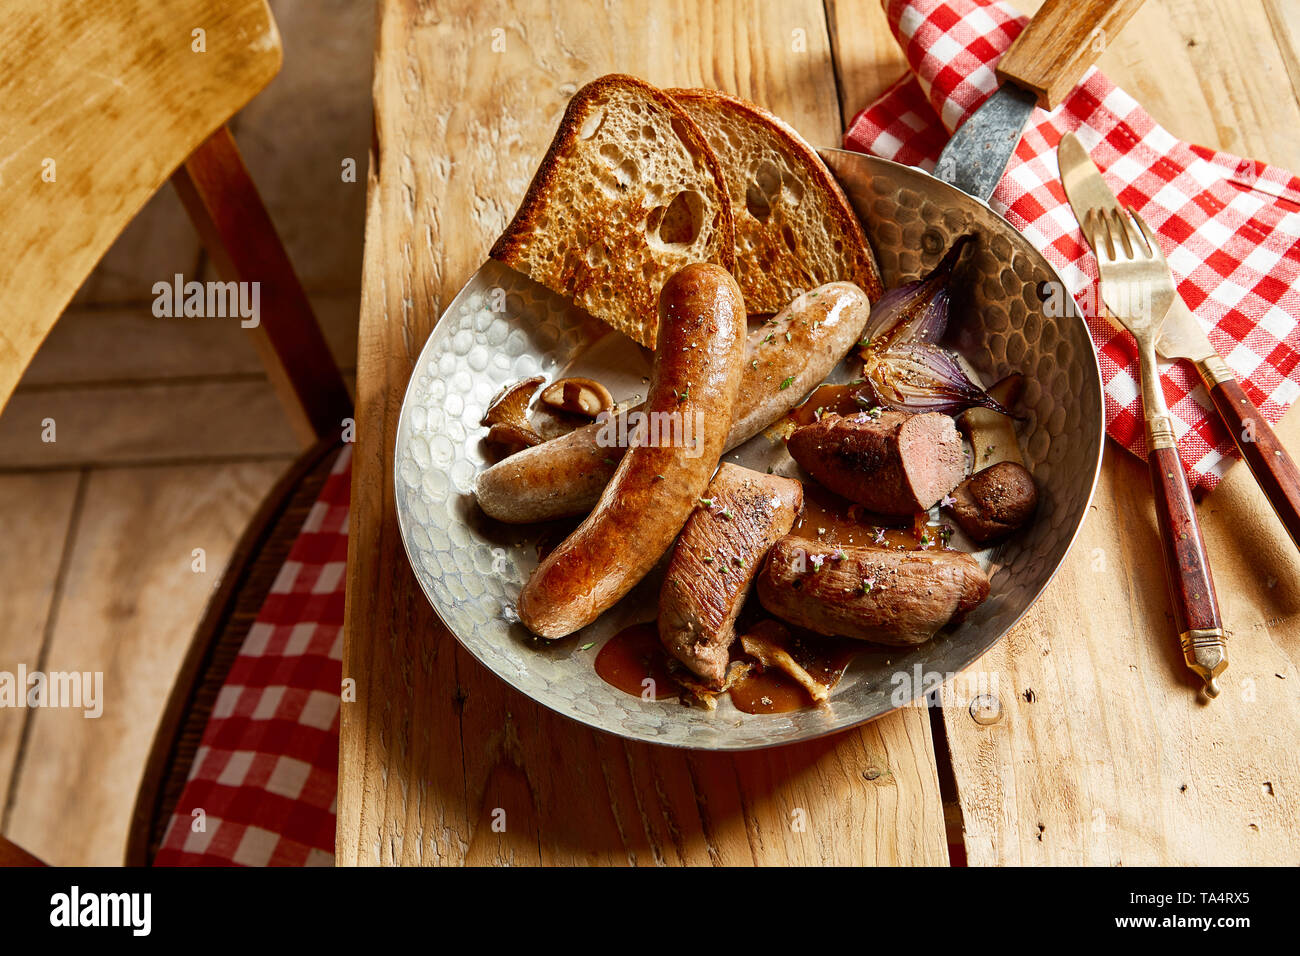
[475, 281, 870, 523]
[756, 535, 990, 645]
[658, 464, 803, 687]
[945, 461, 1038, 543]
[517, 264, 746, 639]
[786, 410, 964, 515]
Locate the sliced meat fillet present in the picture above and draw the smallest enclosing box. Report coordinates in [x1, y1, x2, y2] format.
[658, 463, 803, 687]
[756, 535, 989, 645]
[786, 410, 964, 515]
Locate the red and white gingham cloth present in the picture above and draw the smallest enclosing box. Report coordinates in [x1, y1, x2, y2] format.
[847, 0, 1300, 490]
[153, 446, 350, 866]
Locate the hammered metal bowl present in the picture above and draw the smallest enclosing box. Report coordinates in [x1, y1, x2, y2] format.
[394, 154, 1104, 750]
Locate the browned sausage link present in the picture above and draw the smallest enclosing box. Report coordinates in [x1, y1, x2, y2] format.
[475, 281, 870, 523]
[517, 264, 747, 639]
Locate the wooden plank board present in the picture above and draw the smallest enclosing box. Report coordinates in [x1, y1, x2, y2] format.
[828, 0, 1300, 864]
[3, 461, 282, 865]
[0, 380, 300, 468]
[234, 0, 376, 295]
[339, 0, 947, 866]
[19, 295, 359, 388]
[1264, 0, 1300, 101]
[0, 473, 81, 803]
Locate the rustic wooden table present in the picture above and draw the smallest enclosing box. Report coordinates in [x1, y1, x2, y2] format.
[339, 0, 1300, 865]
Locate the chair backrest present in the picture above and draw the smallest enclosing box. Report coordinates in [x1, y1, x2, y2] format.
[0, 0, 282, 412]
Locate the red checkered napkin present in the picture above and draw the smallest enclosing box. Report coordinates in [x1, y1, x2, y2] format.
[153, 446, 350, 866]
[846, 0, 1300, 490]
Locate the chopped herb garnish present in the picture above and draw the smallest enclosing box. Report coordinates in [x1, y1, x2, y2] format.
[603, 457, 616, 465]
[860, 577, 875, 595]
[699, 497, 714, 507]
[719, 508, 733, 520]
[785, 331, 792, 342]
[779, 376, 794, 390]
[580, 642, 594, 651]
[702, 556, 714, 564]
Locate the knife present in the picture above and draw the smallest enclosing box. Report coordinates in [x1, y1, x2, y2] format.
[935, 0, 1144, 201]
[1060, 133, 1300, 552]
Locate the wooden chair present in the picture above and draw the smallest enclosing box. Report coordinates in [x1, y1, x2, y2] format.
[0, 0, 353, 865]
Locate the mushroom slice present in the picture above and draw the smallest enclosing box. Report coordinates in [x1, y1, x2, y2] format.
[481, 376, 545, 454]
[739, 622, 830, 704]
[957, 373, 1025, 472]
[539, 377, 613, 418]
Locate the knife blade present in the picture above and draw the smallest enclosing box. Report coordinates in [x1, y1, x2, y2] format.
[1060, 133, 1218, 367]
[935, 0, 1144, 201]
[1060, 132, 1300, 553]
[1058, 133, 1210, 364]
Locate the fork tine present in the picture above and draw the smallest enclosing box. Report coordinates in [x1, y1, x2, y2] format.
[1127, 207, 1163, 261]
[1086, 209, 1114, 261]
[1108, 208, 1135, 259]
[1117, 208, 1151, 259]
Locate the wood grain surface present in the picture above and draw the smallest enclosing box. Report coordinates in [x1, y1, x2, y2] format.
[341, 0, 1300, 865]
[341, 0, 946, 866]
[0, 0, 282, 413]
[996, 0, 1145, 109]
[927, 0, 1300, 865]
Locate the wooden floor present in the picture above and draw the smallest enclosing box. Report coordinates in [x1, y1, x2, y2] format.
[0, 0, 373, 865]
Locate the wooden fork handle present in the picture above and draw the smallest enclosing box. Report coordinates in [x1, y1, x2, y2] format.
[997, 0, 1146, 109]
[1147, 439, 1227, 697]
[1203, 372, 1300, 550]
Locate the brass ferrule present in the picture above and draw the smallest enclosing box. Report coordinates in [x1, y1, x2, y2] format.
[1195, 355, 1234, 389]
[1146, 414, 1177, 451]
[1180, 628, 1228, 698]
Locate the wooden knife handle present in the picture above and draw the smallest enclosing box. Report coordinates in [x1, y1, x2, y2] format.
[1206, 374, 1300, 550]
[996, 0, 1146, 109]
[1147, 443, 1227, 696]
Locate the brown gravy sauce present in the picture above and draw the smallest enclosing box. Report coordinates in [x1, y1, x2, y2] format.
[594, 623, 679, 700]
[791, 484, 937, 550]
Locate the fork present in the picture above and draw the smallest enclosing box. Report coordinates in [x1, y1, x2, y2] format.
[1087, 206, 1228, 698]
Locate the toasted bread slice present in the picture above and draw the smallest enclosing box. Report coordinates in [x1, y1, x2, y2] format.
[490, 74, 735, 348]
[669, 88, 884, 312]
